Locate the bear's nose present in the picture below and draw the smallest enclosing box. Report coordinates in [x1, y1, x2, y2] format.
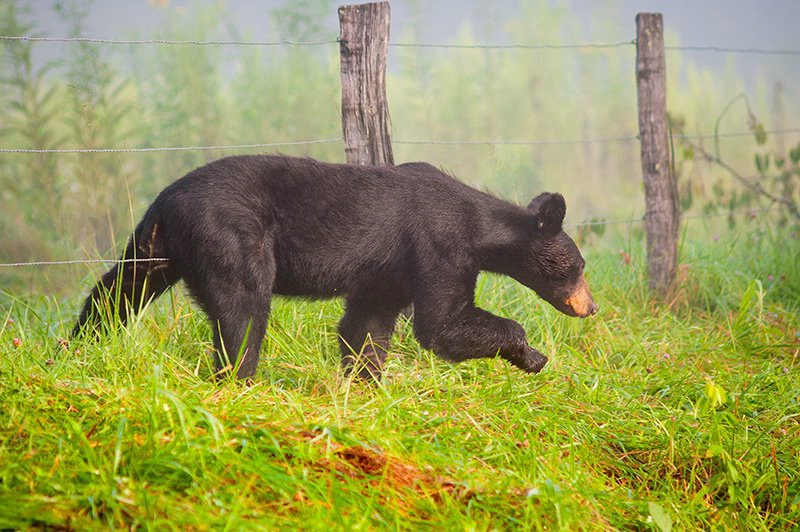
[588, 301, 598, 316]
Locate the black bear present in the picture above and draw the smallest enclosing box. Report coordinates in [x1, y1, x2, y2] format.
[72, 155, 596, 381]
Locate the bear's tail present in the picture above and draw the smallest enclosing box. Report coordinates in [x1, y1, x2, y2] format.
[72, 214, 179, 338]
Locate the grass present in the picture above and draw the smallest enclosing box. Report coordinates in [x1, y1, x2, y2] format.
[1, 225, 799, 530]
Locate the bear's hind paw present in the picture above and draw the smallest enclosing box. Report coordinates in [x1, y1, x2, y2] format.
[342, 348, 386, 382]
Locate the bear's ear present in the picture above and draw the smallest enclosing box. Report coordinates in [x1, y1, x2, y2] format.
[527, 192, 566, 236]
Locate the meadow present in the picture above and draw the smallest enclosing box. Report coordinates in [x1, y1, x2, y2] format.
[1, 1, 799, 529]
[1, 221, 798, 529]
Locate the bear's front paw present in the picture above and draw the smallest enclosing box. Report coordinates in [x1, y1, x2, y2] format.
[509, 346, 548, 374]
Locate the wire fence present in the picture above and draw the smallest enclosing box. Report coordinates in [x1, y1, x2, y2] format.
[1, 31, 797, 270]
[0, 139, 342, 154]
[0, 258, 169, 268]
[663, 44, 800, 56]
[390, 41, 635, 50]
[2, 128, 799, 153]
[1, 32, 798, 155]
[4, 34, 800, 56]
[0, 35, 338, 46]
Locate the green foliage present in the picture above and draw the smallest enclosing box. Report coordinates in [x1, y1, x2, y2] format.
[56, 0, 137, 252]
[0, 0, 65, 261]
[1, 228, 798, 529]
[672, 93, 800, 227]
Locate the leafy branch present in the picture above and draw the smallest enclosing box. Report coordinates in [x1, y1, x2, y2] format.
[674, 93, 800, 223]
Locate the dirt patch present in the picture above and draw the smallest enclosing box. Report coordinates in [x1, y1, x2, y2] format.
[329, 445, 465, 501]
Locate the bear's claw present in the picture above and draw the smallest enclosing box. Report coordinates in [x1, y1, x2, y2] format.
[510, 346, 549, 373]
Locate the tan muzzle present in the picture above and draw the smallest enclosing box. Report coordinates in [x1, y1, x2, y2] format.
[564, 273, 598, 318]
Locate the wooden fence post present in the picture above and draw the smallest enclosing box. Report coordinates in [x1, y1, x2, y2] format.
[338, 1, 394, 166]
[636, 13, 680, 294]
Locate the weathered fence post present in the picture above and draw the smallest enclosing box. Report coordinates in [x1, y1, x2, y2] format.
[338, 1, 394, 166]
[636, 13, 680, 294]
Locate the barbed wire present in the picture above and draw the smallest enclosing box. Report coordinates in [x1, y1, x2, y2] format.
[397, 128, 799, 146]
[3, 127, 798, 154]
[6, 35, 800, 56]
[677, 128, 800, 140]
[4, 34, 800, 56]
[395, 135, 639, 146]
[0, 208, 782, 269]
[0, 258, 168, 268]
[0, 35, 337, 47]
[0, 35, 634, 49]
[401, 43, 800, 55]
[665, 44, 800, 56]
[0, 138, 342, 154]
[390, 41, 634, 50]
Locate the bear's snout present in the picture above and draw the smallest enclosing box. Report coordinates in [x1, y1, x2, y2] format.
[564, 273, 597, 318]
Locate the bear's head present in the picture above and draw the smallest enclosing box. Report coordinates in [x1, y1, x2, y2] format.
[512, 193, 597, 318]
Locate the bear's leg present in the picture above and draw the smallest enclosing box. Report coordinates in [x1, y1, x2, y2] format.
[338, 291, 405, 381]
[187, 275, 273, 381]
[422, 306, 548, 373]
[413, 282, 548, 374]
[213, 292, 271, 381]
[182, 234, 276, 381]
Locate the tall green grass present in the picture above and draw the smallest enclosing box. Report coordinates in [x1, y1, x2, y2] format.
[1, 3, 798, 525]
[1, 224, 797, 529]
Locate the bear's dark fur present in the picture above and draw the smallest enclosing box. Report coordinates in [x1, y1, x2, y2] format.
[73, 155, 596, 380]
